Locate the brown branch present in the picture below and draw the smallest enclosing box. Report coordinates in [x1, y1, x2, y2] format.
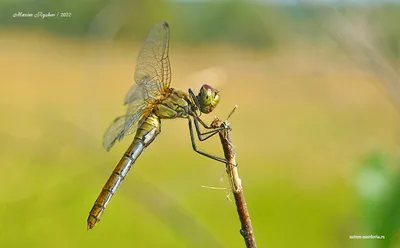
[213, 119, 257, 248]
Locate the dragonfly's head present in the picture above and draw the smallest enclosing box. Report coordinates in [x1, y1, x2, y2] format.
[197, 84, 220, 114]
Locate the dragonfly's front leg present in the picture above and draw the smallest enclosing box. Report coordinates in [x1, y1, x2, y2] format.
[187, 117, 228, 164]
[195, 115, 228, 130]
[193, 116, 225, 141]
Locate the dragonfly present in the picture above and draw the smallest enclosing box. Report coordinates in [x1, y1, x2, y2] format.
[87, 21, 230, 230]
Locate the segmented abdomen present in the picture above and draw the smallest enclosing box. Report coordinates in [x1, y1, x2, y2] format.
[87, 114, 161, 229]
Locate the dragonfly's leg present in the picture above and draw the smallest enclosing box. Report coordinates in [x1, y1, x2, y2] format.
[195, 116, 231, 133]
[195, 116, 216, 129]
[189, 88, 201, 110]
[198, 130, 218, 141]
[193, 116, 223, 141]
[187, 118, 228, 164]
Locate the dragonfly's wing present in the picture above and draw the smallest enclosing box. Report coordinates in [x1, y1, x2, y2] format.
[103, 106, 146, 151]
[125, 21, 171, 104]
[104, 22, 171, 151]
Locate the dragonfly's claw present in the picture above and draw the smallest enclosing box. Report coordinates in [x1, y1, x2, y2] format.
[221, 122, 232, 132]
[210, 117, 220, 128]
[225, 162, 238, 171]
[210, 118, 231, 132]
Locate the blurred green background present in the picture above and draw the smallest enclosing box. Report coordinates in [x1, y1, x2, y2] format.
[1, 0, 400, 247]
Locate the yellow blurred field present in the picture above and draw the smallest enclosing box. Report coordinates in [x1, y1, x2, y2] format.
[0, 31, 398, 247]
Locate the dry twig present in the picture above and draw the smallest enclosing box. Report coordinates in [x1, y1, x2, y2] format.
[212, 115, 257, 248]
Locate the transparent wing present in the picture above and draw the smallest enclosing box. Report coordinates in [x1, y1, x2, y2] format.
[104, 22, 171, 150]
[125, 21, 171, 104]
[102, 106, 146, 151]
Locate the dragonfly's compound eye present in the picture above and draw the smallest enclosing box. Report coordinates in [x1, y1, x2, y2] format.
[197, 84, 220, 114]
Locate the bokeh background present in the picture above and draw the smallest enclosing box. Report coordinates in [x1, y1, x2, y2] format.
[1, 0, 400, 247]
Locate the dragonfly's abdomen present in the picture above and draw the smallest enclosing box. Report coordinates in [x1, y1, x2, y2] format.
[87, 113, 161, 230]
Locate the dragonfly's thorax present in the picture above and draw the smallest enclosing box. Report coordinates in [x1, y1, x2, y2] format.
[153, 88, 194, 119]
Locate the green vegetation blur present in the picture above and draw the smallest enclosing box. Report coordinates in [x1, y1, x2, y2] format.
[1, 0, 400, 247]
